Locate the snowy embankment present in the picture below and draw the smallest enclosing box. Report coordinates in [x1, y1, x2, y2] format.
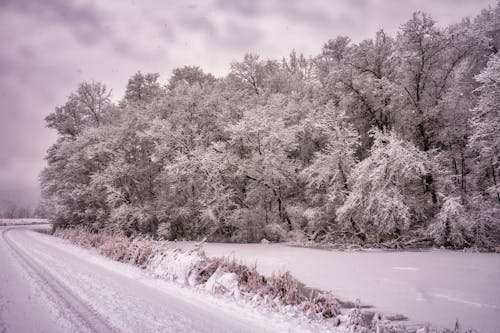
[174, 242, 500, 333]
[54, 228, 381, 332]
[51, 227, 481, 333]
[2, 225, 337, 333]
[0, 218, 48, 226]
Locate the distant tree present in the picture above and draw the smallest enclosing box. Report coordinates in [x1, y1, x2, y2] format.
[0, 203, 33, 218]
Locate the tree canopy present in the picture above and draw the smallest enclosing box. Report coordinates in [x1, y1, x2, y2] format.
[41, 6, 500, 249]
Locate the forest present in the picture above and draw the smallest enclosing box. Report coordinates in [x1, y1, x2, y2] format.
[41, 5, 500, 249]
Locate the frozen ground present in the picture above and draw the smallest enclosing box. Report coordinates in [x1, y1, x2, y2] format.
[2, 224, 498, 332]
[169, 241, 500, 332]
[0, 225, 335, 333]
[0, 218, 48, 226]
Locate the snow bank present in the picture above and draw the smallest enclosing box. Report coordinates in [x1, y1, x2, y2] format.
[148, 248, 204, 285]
[0, 218, 48, 226]
[54, 227, 449, 333]
[204, 267, 239, 295]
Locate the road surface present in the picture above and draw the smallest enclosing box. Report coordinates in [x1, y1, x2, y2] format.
[0, 225, 319, 333]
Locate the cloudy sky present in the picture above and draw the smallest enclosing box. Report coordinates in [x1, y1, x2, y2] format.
[0, 0, 496, 210]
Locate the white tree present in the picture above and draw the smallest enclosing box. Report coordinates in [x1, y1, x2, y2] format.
[300, 103, 360, 240]
[226, 96, 299, 237]
[123, 71, 163, 106]
[428, 196, 470, 248]
[469, 53, 500, 202]
[336, 131, 438, 243]
[45, 81, 112, 137]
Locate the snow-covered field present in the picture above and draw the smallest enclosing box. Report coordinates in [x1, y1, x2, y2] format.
[169, 242, 500, 332]
[0, 218, 48, 226]
[2, 224, 498, 332]
[0, 225, 338, 333]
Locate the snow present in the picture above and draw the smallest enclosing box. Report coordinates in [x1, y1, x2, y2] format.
[204, 268, 239, 296]
[3, 224, 498, 332]
[0, 218, 48, 226]
[391, 267, 419, 271]
[147, 249, 204, 285]
[170, 242, 500, 333]
[0, 225, 341, 333]
[0, 234, 72, 333]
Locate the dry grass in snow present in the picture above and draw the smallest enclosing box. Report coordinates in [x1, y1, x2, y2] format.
[53, 227, 457, 333]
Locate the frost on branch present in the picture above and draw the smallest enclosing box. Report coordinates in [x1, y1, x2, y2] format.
[40, 5, 500, 249]
[428, 196, 470, 248]
[336, 130, 438, 243]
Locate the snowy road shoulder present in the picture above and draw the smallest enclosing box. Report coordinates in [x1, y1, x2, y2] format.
[4, 224, 498, 332]
[0, 225, 341, 333]
[0, 218, 49, 226]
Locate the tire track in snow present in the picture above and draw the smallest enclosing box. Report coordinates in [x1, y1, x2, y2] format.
[1, 227, 116, 333]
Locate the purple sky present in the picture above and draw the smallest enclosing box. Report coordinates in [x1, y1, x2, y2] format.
[0, 0, 496, 209]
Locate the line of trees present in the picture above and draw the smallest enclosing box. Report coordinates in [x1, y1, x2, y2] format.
[41, 7, 500, 248]
[0, 204, 34, 219]
[0, 202, 46, 219]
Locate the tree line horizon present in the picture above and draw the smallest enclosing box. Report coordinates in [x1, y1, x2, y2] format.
[41, 6, 500, 249]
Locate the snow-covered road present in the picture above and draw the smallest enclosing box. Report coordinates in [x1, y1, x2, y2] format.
[2, 224, 498, 333]
[0, 225, 324, 333]
[185, 242, 500, 333]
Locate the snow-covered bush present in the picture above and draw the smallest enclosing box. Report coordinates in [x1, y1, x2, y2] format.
[148, 248, 205, 285]
[428, 197, 470, 248]
[428, 193, 500, 250]
[467, 196, 500, 250]
[263, 223, 287, 242]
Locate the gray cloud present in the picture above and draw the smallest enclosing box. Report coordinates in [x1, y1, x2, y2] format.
[0, 0, 108, 45]
[215, 0, 264, 17]
[178, 15, 217, 36]
[218, 19, 263, 51]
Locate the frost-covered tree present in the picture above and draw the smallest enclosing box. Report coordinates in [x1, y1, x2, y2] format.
[42, 82, 114, 229]
[314, 32, 400, 158]
[40, 4, 500, 248]
[428, 196, 471, 248]
[393, 13, 473, 204]
[336, 131, 439, 243]
[469, 53, 500, 202]
[41, 130, 111, 230]
[226, 96, 300, 239]
[123, 72, 163, 106]
[45, 81, 112, 137]
[300, 104, 360, 240]
[229, 53, 280, 97]
[168, 66, 216, 90]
